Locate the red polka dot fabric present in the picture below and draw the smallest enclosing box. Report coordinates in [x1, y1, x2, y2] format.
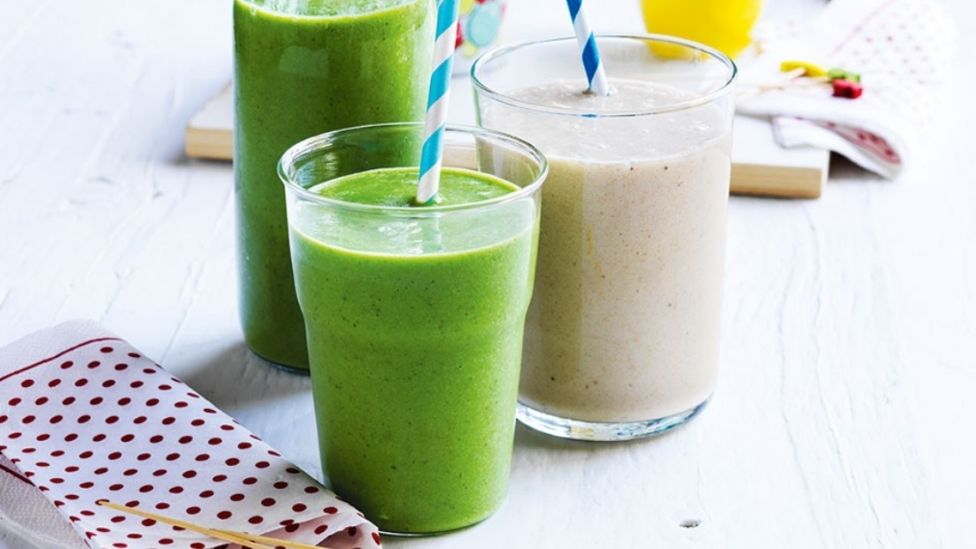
[0, 321, 381, 549]
[739, 0, 954, 179]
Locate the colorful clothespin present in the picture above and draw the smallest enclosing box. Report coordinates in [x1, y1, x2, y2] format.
[780, 60, 827, 77]
[827, 67, 861, 83]
[832, 79, 863, 99]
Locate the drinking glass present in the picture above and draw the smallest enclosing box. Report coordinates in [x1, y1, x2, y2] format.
[473, 35, 736, 440]
[280, 122, 546, 533]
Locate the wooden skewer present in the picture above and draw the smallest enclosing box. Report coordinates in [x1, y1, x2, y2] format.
[96, 500, 334, 549]
[736, 67, 818, 104]
[97, 501, 274, 549]
[213, 528, 335, 549]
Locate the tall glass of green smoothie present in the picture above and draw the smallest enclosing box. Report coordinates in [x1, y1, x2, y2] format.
[280, 123, 546, 534]
[233, 0, 433, 371]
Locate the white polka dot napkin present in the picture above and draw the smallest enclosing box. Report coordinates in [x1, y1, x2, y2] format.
[738, 0, 955, 178]
[0, 320, 381, 549]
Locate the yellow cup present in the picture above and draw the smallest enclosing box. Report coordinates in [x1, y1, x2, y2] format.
[641, 0, 762, 58]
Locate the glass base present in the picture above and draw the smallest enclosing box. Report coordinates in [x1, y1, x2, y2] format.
[248, 348, 310, 376]
[516, 397, 710, 441]
[377, 511, 493, 538]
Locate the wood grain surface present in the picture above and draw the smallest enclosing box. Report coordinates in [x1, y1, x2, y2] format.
[1, 0, 973, 548]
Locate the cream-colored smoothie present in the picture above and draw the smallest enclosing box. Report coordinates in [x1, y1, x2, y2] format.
[480, 79, 732, 423]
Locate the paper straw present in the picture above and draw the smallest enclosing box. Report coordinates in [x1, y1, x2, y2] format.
[565, 0, 609, 96]
[416, 0, 461, 205]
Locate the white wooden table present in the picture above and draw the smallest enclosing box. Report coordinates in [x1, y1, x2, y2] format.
[1, 0, 974, 547]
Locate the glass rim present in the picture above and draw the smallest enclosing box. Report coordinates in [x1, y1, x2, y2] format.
[470, 33, 738, 118]
[236, 0, 418, 20]
[278, 122, 548, 215]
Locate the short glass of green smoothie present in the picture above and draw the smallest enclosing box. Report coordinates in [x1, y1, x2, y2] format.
[279, 122, 546, 535]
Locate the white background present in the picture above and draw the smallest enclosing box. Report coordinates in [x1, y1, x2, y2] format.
[1, 0, 974, 547]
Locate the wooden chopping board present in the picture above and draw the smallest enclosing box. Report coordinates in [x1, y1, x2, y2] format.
[186, 86, 828, 199]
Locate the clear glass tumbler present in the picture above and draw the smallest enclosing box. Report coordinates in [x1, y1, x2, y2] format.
[280, 123, 546, 533]
[473, 35, 736, 441]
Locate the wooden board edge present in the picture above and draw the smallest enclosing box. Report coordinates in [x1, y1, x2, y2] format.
[731, 163, 825, 199]
[183, 123, 828, 200]
[185, 127, 233, 161]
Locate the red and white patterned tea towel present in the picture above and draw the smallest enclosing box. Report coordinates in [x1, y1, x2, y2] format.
[738, 0, 955, 178]
[0, 320, 381, 549]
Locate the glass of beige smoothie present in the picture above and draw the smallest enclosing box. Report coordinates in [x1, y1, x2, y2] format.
[472, 35, 736, 441]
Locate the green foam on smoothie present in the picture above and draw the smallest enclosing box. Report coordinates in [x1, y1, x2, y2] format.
[294, 166, 534, 257]
[246, 0, 417, 17]
[309, 166, 519, 207]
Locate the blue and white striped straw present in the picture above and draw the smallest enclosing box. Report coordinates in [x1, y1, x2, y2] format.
[416, 0, 461, 205]
[565, 0, 609, 96]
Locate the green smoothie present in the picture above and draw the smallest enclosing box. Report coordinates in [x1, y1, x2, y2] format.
[289, 167, 538, 533]
[233, 0, 432, 369]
